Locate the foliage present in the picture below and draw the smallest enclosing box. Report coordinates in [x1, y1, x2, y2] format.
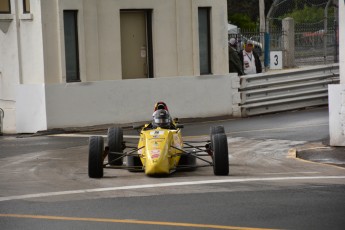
[281, 5, 330, 23]
[227, 0, 274, 30]
[228, 13, 257, 30]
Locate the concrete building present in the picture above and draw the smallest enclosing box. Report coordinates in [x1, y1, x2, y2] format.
[0, 0, 230, 133]
[329, 0, 345, 146]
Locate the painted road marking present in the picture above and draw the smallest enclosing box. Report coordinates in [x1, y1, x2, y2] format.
[0, 214, 277, 230]
[227, 123, 328, 135]
[0, 176, 344, 202]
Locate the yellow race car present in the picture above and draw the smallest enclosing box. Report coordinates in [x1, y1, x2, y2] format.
[88, 102, 229, 178]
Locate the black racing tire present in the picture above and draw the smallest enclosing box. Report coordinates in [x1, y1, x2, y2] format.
[211, 133, 229, 176]
[127, 155, 143, 172]
[88, 136, 104, 178]
[107, 127, 124, 166]
[210, 126, 225, 136]
[177, 154, 197, 172]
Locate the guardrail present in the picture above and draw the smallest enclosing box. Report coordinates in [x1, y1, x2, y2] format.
[237, 64, 339, 117]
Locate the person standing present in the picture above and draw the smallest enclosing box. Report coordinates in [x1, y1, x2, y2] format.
[240, 40, 262, 75]
[228, 38, 244, 76]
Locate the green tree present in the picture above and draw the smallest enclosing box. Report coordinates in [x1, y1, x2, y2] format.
[227, 0, 274, 29]
[228, 13, 256, 30]
[282, 5, 333, 23]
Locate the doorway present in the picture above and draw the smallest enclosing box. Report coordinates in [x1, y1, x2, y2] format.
[120, 10, 153, 79]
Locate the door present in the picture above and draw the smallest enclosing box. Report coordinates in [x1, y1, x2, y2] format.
[120, 11, 149, 79]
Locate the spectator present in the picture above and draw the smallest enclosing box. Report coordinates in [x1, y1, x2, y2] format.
[240, 40, 262, 75]
[228, 38, 244, 76]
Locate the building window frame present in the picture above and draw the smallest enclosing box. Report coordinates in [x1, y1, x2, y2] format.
[198, 7, 212, 75]
[0, 0, 11, 14]
[63, 10, 80, 83]
[23, 0, 30, 13]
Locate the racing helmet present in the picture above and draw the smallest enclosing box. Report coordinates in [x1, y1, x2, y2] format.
[152, 109, 171, 128]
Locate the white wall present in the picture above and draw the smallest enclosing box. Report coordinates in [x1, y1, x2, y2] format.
[16, 75, 233, 133]
[16, 84, 47, 133]
[339, 0, 345, 84]
[2, 0, 229, 134]
[0, 0, 20, 133]
[328, 0, 345, 146]
[52, 0, 228, 82]
[329, 84, 345, 146]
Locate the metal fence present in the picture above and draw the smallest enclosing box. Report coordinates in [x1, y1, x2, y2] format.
[228, 0, 339, 67]
[266, 0, 339, 66]
[237, 64, 339, 117]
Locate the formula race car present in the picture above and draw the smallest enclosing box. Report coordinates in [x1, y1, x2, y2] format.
[88, 102, 229, 178]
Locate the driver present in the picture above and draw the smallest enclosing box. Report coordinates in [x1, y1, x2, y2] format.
[152, 109, 172, 129]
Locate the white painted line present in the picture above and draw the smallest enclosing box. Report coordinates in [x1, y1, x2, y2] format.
[257, 172, 320, 175]
[227, 123, 328, 135]
[0, 176, 344, 202]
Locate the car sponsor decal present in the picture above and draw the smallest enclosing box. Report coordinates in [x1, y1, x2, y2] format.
[150, 141, 160, 147]
[150, 149, 161, 159]
[173, 134, 182, 149]
[150, 130, 165, 136]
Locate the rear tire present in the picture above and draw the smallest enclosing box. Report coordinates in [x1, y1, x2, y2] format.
[211, 133, 229, 176]
[210, 126, 225, 136]
[107, 127, 124, 166]
[88, 136, 104, 178]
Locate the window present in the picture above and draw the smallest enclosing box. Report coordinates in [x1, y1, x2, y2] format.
[63, 10, 80, 82]
[23, 0, 30, 13]
[0, 0, 11, 13]
[198, 7, 212, 75]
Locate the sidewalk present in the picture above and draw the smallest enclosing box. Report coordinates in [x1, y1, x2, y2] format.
[294, 138, 345, 168]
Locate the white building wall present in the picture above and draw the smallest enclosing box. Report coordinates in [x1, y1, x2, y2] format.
[15, 75, 233, 133]
[339, 0, 345, 84]
[1, 0, 229, 134]
[43, 75, 232, 130]
[20, 0, 45, 84]
[0, 0, 20, 133]
[329, 0, 345, 146]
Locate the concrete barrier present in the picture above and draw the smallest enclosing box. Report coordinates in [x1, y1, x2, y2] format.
[16, 74, 234, 133]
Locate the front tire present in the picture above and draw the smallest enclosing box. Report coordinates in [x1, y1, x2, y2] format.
[211, 133, 229, 176]
[88, 136, 104, 178]
[107, 127, 124, 166]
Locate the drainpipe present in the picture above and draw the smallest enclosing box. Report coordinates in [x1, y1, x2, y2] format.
[0, 108, 4, 135]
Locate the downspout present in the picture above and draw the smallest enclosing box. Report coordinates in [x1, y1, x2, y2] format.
[14, 0, 23, 84]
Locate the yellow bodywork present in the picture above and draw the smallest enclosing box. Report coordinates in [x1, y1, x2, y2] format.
[138, 127, 183, 175]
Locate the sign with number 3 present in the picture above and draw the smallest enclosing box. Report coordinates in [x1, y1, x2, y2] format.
[270, 51, 283, 70]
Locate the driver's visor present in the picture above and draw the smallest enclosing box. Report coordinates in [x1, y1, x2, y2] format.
[154, 118, 169, 124]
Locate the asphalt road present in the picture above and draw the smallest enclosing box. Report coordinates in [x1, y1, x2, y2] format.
[0, 107, 344, 230]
